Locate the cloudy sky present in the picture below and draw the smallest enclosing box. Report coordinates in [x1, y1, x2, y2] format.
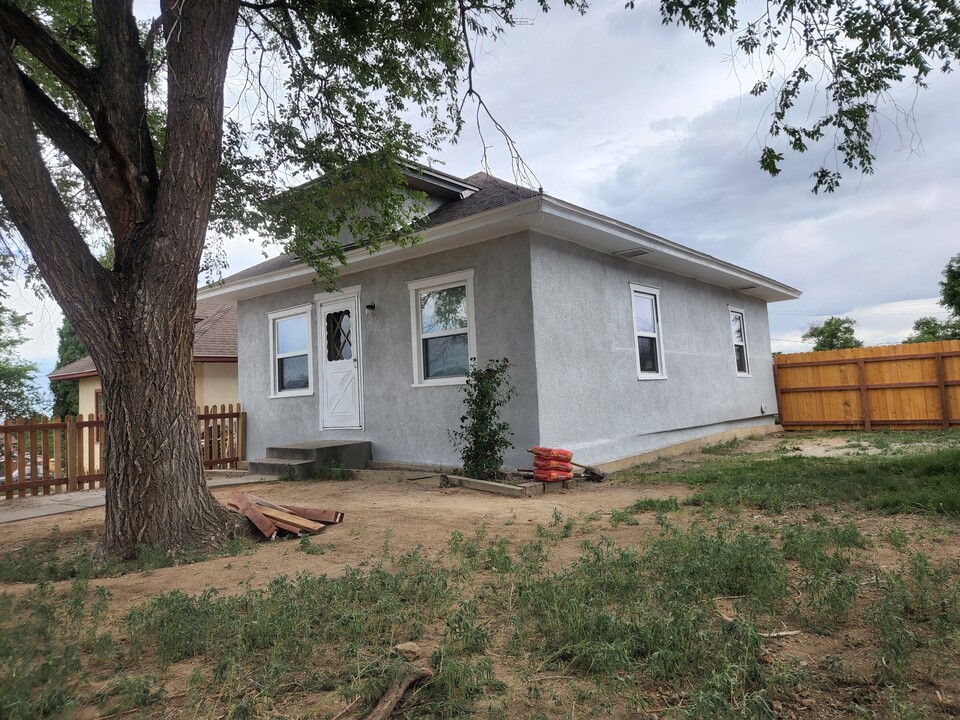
[11, 0, 960, 394]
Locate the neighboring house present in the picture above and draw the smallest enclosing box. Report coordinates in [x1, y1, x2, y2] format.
[198, 166, 800, 469]
[48, 304, 239, 418]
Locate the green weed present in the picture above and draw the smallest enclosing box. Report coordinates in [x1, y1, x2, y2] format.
[678, 450, 960, 515]
[700, 437, 742, 455]
[311, 463, 353, 481]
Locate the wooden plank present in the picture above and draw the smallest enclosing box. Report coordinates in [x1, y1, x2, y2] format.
[238, 408, 246, 465]
[242, 493, 295, 514]
[41, 416, 51, 495]
[858, 359, 871, 431]
[16, 420, 26, 497]
[3, 420, 12, 499]
[772, 362, 784, 422]
[282, 505, 345, 524]
[272, 519, 309, 535]
[226, 404, 235, 470]
[936, 353, 950, 429]
[257, 506, 323, 533]
[66, 415, 78, 492]
[227, 491, 277, 538]
[87, 413, 95, 488]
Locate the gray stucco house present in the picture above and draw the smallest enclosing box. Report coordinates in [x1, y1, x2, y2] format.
[199, 166, 800, 470]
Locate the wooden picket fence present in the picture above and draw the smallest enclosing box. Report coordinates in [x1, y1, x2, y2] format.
[0, 404, 245, 499]
[773, 341, 960, 430]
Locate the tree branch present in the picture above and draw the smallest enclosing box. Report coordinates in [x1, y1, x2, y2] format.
[0, 2, 97, 109]
[150, 0, 240, 293]
[19, 71, 99, 185]
[0, 28, 112, 345]
[90, 0, 159, 244]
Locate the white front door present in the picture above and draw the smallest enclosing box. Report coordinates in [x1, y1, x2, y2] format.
[319, 295, 362, 429]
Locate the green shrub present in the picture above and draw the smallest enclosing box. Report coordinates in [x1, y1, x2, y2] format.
[449, 358, 517, 480]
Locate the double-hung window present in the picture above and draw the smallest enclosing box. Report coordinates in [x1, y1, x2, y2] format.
[408, 269, 476, 385]
[629, 283, 665, 379]
[269, 305, 313, 396]
[729, 307, 750, 375]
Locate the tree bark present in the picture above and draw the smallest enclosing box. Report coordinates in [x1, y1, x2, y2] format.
[0, 0, 244, 559]
[92, 288, 242, 559]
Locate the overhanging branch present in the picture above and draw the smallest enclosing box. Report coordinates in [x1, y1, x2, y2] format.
[19, 71, 99, 186]
[0, 29, 112, 335]
[0, 2, 97, 110]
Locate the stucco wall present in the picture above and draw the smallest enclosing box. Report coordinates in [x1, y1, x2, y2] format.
[529, 232, 778, 465]
[237, 232, 539, 467]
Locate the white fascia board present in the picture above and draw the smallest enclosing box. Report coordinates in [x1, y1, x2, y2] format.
[537, 197, 802, 303]
[198, 196, 542, 304]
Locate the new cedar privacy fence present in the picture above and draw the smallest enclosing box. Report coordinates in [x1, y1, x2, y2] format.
[773, 341, 960, 430]
[0, 404, 245, 499]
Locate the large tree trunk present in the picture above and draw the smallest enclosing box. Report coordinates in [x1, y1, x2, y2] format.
[90, 286, 242, 559]
[0, 0, 244, 559]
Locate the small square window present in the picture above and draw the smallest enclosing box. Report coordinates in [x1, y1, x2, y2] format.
[269, 305, 313, 396]
[630, 283, 665, 379]
[729, 307, 750, 375]
[408, 270, 476, 385]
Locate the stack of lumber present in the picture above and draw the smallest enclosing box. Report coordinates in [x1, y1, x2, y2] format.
[225, 490, 344, 539]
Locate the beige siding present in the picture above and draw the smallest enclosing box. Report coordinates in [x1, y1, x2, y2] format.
[195, 361, 239, 408]
[74, 362, 237, 420]
[77, 377, 102, 418]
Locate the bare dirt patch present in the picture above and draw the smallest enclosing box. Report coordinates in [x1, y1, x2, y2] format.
[0, 475, 693, 612]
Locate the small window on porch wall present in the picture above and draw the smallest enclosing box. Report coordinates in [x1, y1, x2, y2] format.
[269, 305, 313, 397]
[629, 283, 665, 379]
[729, 306, 750, 375]
[408, 269, 476, 386]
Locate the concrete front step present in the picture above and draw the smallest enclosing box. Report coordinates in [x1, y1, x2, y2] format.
[250, 440, 373, 478]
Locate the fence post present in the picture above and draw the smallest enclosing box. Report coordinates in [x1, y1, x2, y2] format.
[857, 359, 872, 431]
[3, 420, 12, 500]
[772, 361, 784, 426]
[936, 353, 950, 429]
[66, 415, 78, 492]
[238, 408, 246, 465]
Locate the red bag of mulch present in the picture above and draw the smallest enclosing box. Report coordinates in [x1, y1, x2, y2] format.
[533, 469, 574, 482]
[533, 458, 574, 472]
[530, 446, 573, 462]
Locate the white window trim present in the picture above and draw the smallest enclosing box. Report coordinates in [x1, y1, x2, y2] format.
[729, 305, 751, 377]
[629, 282, 666, 380]
[268, 303, 314, 398]
[407, 269, 477, 387]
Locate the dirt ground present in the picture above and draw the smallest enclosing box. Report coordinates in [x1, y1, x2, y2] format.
[0, 473, 695, 614]
[5, 433, 960, 717]
[2, 432, 958, 616]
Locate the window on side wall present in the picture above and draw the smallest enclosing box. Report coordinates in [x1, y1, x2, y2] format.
[629, 283, 665, 379]
[408, 269, 476, 386]
[729, 306, 750, 375]
[269, 305, 313, 397]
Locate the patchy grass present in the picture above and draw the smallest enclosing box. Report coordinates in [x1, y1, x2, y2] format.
[5, 514, 960, 719]
[628, 448, 960, 515]
[0, 526, 256, 583]
[5, 433, 960, 718]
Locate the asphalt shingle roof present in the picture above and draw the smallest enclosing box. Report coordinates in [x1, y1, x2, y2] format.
[217, 172, 538, 286]
[48, 304, 237, 380]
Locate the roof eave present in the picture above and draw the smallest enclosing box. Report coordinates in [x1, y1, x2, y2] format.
[537, 197, 801, 303]
[199, 193, 800, 305]
[198, 196, 541, 303]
